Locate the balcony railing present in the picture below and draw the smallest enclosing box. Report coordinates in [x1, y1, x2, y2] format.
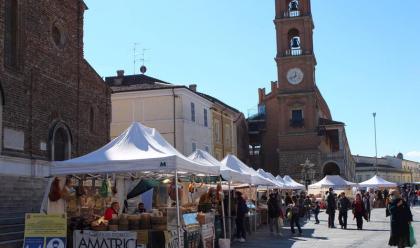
[283, 49, 302, 57]
[290, 118, 304, 128]
[283, 10, 301, 18]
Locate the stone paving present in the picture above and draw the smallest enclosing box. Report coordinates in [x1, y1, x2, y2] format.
[232, 207, 420, 248]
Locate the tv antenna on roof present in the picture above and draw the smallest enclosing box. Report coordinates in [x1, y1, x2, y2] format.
[133, 43, 150, 74]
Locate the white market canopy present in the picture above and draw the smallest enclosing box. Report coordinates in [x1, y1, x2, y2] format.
[257, 169, 284, 188]
[221, 154, 274, 186]
[308, 175, 357, 189]
[187, 149, 221, 173]
[50, 122, 219, 176]
[282, 175, 305, 190]
[358, 175, 397, 188]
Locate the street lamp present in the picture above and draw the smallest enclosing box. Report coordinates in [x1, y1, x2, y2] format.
[373, 113, 378, 174]
[300, 158, 315, 190]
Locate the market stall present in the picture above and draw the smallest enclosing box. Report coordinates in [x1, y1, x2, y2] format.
[221, 155, 276, 234]
[282, 175, 305, 190]
[308, 175, 357, 204]
[358, 175, 397, 188]
[42, 122, 221, 248]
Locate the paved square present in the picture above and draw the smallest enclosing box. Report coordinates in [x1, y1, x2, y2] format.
[233, 207, 420, 248]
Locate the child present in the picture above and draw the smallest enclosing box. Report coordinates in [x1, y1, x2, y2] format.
[313, 201, 320, 224]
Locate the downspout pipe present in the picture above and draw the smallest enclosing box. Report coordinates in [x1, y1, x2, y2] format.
[172, 88, 177, 148]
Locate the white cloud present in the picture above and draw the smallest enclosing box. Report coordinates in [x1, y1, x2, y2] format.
[405, 151, 420, 162]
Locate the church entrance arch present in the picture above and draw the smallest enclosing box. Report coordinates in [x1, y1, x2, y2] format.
[323, 162, 340, 176]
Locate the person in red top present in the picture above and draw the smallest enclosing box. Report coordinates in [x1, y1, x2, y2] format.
[352, 193, 366, 230]
[104, 202, 120, 221]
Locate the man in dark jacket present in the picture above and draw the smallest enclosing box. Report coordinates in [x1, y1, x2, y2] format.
[326, 188, 337, 228]
[267, 193, 280, 235]
[388, 190, 413, 247]
[363, 192, 372, 222]
[338, 192, 351, 229]
[235, 191, 248, 242]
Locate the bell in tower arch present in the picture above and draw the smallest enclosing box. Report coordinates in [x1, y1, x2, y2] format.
[291, 36, 301, 49]
[289, 0, 299, 11]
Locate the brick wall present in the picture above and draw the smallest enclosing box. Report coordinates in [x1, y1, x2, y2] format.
[0, 0, 110, 161]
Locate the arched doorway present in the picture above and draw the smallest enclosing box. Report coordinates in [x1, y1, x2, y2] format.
[323, 162, 340, 176]
[50, 121, 72, 161]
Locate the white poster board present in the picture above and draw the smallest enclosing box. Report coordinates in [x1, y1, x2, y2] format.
[73, 230, 137, 248]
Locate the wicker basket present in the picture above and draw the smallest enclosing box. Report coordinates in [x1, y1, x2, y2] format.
[108, 225, 118, 231]
[91, 225, 108, 231]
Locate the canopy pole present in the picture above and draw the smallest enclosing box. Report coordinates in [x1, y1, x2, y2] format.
[228, 181, 231, 240]
[220, 177, 227, 239]
[175, 170, 182, 248]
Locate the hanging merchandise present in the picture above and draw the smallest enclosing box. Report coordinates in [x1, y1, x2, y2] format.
[76, 178, 87, 197]
[99, 178, 110, 198]
[168, 179, 183, 201]
[48, 177, 62, 202]
[61, 176, 75, 200]
[112, 177, 118, 195]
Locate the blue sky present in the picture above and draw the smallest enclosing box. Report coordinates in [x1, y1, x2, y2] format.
[83, 0, 420, 162]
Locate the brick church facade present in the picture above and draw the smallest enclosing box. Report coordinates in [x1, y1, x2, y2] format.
[249, 0, 355, 184]
[0, 2, 110, 244]
[0, 0, 110, 174]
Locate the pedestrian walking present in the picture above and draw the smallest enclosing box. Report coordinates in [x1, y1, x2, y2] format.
[363, 192, 372, 222]
[338, 192, 351, 229]
[284, 192, 293, 206]
[289, 195, 302, 236]
[267, 193, 281, 235]
[313, 201, 320, 224]
[388, 189, 413, 248]
[234, 191, 248, 242]
[352, 193, 366, 230]
[303, 195, 312, 220]
[326, 187, 337, 228]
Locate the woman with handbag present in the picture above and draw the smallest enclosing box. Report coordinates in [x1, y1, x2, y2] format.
[388, 189, 413, 248]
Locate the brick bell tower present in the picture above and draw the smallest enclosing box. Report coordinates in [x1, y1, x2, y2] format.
[249, 0, 355, 183]
[273, 0, 340, 182]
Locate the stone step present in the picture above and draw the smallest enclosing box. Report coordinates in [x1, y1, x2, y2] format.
[0, 231, 24, 243]
[0, 217, 24, 226]
[0, 224, 24, 234]
[0, 239, 23, 248]
[0, 206, 40, 214]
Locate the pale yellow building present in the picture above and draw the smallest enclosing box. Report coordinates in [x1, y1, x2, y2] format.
[197, 93, 241, 160]
[106, 72, 213, 156]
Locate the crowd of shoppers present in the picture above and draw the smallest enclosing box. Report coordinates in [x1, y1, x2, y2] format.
[232, 186, 417, 247]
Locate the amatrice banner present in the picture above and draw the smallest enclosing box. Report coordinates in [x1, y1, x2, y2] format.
[73, 230, 137, 248]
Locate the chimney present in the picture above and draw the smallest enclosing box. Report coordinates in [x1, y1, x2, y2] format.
[117, 70, 124, 77]
[189, 84, 197, 92]
[271, 81, 278, 93]
[258, 88, 266, 103]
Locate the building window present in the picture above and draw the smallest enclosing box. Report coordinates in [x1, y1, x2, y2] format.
[50, 122, 72, 161]
[190, 102, 195, 122]
[214, 120, 221, 143]
[192, 142, 197, 153]
[224, 124, 231, 147]
[51, 22, 66, 49]
[89, 107, 95, 133]
[290, 109, 304, 127]
[205, 146, 209, 153]
[4, 0, 19, 68]
[204, 109, 208, 127]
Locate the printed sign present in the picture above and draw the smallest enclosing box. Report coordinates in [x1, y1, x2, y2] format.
[23, 213, 67, 248]
[73, 230, 137, 248]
